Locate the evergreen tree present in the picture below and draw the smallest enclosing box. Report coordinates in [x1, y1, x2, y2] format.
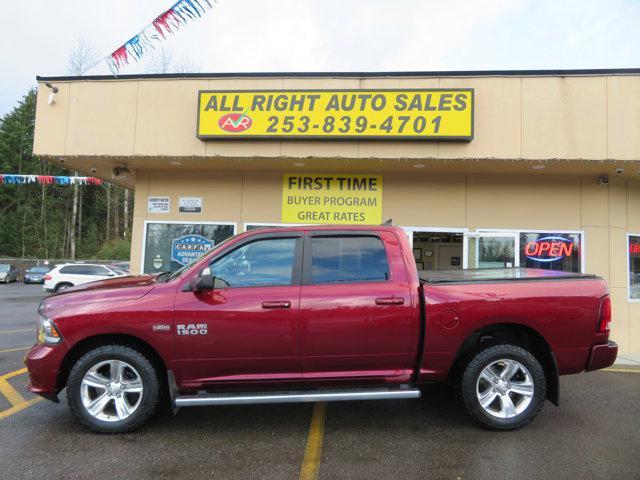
[0, 90, 132, 260]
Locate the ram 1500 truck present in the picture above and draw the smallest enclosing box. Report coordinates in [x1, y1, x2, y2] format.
[25, 226, 618, 433]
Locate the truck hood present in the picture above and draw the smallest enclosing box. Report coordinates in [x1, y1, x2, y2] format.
[42, 275, 157, 312]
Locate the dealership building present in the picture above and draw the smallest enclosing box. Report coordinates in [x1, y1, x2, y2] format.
[33, 69, 640, 356]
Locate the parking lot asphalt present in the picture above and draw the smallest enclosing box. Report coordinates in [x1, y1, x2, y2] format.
[1, 282, 639, 480]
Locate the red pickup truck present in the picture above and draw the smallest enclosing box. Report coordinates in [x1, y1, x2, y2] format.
[26, 225, 617, 433]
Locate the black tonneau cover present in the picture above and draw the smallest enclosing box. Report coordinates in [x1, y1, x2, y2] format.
[419, 267, 597, 284]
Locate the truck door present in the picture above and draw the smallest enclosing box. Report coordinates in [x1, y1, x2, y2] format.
[173, 233, 303, 388]
[299, 231, 415, 383]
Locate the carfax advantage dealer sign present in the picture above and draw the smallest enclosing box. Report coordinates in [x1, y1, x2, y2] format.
[197, 89, 473, 141]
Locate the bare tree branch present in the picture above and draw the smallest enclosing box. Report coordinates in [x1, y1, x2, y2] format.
[173, 55, 200, 74]
[145, 48, 174, 74]
[67, 39, 100, 76]
[145, 48, 200, 74]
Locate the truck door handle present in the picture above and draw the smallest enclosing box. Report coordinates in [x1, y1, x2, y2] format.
[375, 297, 404, 306]
[261, 301, 292, 309]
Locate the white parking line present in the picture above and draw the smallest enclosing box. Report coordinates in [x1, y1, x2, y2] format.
[0, 347, 30, 353]
[0, 329, 32, 334]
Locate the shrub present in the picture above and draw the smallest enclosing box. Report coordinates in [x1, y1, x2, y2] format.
[96, 239, 130, 261]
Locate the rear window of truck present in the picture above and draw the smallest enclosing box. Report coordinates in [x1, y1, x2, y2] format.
[310, 236, 389, 284]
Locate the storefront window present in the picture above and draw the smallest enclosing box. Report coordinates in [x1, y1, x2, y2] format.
[478, 236, 516, 268]
[629, 235, 640, 300]
[245, 224, 288, 231]
[143, 223, 235, 274]
[519, 232, 582, 273]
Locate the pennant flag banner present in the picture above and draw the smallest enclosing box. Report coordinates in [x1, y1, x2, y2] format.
[106, 0, 214, 74]
[0, 175, 103, 186]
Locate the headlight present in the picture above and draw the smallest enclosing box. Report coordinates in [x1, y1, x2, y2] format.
[37, 315, 62, 345]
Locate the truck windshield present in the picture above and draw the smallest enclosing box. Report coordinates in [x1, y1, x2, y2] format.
[0, 265, 9, 272]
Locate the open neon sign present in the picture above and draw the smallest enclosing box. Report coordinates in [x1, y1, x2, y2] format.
[525, 236, 574, 263]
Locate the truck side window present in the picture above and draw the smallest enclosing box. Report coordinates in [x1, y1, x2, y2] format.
[210, 238, 296, 287]
[311, 236, 389, 284]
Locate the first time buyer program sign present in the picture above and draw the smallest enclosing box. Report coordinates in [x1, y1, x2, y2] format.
[282, 174, 382, 224]
[197, 89, 473, 140]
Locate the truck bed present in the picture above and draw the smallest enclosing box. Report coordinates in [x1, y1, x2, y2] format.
[419, 267, 597, 284]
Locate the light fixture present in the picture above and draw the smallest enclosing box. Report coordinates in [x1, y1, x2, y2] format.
[532, 165, 546, 170]
[413, 163, 425, 169]
[169, 160, 182, 166]
[111, 165, 133, 179]
[294, 162, 306, 167]
[45, 82, 58, 106]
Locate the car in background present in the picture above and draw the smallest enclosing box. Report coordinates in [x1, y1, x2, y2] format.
[0, 264, 19, 283]
[24, 265, 52, 284]
[43, 263, 127, 293]
[108, 261, 130, 273]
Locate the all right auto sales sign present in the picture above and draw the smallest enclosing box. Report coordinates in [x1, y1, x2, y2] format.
[197, 89, 474, 141]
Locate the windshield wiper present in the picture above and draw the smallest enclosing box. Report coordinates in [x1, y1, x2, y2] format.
[155, 272, 172, 283]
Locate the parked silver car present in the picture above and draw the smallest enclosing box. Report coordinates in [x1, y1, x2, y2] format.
[0, 264, 19, 283]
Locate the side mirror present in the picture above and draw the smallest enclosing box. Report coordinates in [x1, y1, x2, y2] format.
[194, 273, 215, 291]
[182, 267, 228, 292]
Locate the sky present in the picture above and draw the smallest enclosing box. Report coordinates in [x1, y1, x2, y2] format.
[1, 0, 639, 116]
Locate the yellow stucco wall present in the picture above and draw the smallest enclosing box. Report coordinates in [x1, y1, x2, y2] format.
[34, 74, 640, 161]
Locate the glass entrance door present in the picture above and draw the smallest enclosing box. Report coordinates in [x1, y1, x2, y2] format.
[464, 232, 519, 269]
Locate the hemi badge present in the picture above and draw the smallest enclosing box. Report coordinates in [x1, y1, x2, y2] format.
[153, 324, 171, 332]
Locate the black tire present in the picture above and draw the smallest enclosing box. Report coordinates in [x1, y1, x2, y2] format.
[460, 344, 546, 431]
[55, 282, 73, 292]
[66, 345, 160, 433]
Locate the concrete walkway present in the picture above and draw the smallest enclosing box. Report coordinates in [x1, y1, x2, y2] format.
[615, 354, 640, 367]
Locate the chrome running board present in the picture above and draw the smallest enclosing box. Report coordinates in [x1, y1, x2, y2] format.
[174, 386, 421, 407]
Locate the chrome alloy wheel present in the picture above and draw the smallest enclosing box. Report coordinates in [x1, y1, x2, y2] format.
[476, 359, 534, 419]
[80, 360, 144, 422]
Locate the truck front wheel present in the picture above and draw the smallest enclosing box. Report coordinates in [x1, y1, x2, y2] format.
[66, 345, 160, 433]
[461, 344, 546, 430]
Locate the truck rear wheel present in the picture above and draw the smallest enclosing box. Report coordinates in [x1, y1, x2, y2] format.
[66, 345, 160, 433]
[460, 344, 546, 430]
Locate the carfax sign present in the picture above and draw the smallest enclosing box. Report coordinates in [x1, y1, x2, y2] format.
[282, 174, 382, 224]
[171, 235, 213, 266]
[197, 89, 473, 141]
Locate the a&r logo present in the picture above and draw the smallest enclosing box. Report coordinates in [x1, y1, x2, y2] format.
[218, 111, 253, 132]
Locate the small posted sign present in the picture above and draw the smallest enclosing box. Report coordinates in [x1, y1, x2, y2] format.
[179, 197, 203, 213]
[148, 196, 170, 213]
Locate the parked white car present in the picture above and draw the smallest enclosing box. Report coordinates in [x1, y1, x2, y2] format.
[44, 263, 127, 293]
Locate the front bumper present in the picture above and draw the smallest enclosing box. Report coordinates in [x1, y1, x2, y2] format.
[24, 343, 68, 399]
[585, 341, 618, 372]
